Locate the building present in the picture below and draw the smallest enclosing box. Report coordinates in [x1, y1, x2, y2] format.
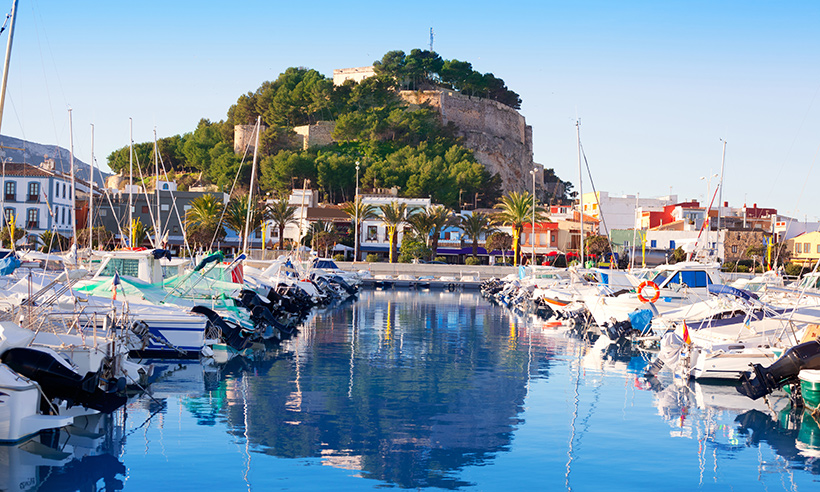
[293, 122, 335, 150]
[580, 192, 678, 232]
[1, 162, 77, 245]
[333, 66, 376, 86]
[787, 231, 820, 266]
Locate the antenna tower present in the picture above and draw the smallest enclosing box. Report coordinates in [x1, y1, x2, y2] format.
[429, 28, 434, 52]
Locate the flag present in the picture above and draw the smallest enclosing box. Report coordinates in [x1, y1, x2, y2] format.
[112, 272, 120, 301]
[682, 321, 692, 345]
[231, 263, 244, 284]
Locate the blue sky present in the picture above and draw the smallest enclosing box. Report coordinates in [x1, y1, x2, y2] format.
[2, 0, 820, 221]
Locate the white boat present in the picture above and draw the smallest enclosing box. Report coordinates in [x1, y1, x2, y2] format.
[0, 363, 74, 443]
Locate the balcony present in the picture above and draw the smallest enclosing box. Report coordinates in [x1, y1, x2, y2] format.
[27, 221, 38, 229]
[4, 193, 14, 202]
[27, 195, 39, 203]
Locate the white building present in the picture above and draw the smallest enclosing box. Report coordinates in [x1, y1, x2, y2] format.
[1, 162, 76, 244]
[581, 191, 678, 232]
[359, 193, 431, 260]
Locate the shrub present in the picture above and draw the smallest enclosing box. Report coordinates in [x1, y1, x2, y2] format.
[366, 254, 380, 263]
[332, 254, 345, 262]
[435, 256, 447, 263]
[785, 262, 806, 277]
[735, 265, 750, 273]
[465, 257, 481, 266]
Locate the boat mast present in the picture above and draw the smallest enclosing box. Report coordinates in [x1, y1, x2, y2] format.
[128, 118, 133, 247]
[717, 139, 727, 257]
[69, 108, 77, 256]
[0, 0, 18, 136]
[89, 124, 94, 249]
[154, 128, 160, 248]
[576, 119, 584, 266]
[242, 116, 261, 255]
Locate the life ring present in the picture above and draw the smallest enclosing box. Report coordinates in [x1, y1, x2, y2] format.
[637, 281, 660, 303]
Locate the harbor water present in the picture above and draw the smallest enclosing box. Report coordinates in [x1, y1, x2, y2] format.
[7, 289, 820, 490]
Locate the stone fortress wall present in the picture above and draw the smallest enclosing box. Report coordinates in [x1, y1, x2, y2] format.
[398, 90, 539, 194]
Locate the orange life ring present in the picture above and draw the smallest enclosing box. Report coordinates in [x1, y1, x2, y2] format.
[637, 281, 660, 303]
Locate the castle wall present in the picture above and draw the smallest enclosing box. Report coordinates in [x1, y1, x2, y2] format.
[293, 121, 336, 150]
[399, 90, 535, 193]
[234, 124, 267, 154]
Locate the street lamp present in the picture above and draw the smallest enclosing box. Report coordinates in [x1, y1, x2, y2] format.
[354, 161, 360, 262]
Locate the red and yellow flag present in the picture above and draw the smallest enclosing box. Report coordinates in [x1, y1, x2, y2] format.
[682, 321, 692, 345]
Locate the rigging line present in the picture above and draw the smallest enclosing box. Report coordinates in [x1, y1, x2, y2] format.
[579, 141, 615, 253]
[158, 159, 194, 262]
[29, 2, 64, 156]
[132, 151, 160, 248]
[209, 124, 254, 250]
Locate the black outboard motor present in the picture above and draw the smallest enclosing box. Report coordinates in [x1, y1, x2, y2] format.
[1, 347, 126, 413]
[737, 340, 820, 400]
[191, 305, 253, 352]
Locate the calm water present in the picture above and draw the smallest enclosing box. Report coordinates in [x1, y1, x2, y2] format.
[6, 290, 820, 491]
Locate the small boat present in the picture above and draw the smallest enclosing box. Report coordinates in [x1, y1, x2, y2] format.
[0, 363, 74, 443]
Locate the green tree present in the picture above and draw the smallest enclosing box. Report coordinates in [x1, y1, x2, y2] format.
[485, 232, 512, 263]
[427, 206, 454, 260]
[182, 119, 225, 173]
[224, 194, 267, 250]
[77, 226, 114, 250]
[185, 194, 226, 249]
[398, 234, 432, 263]
[459, 212, 496, 258]
[585, 234, 611, 258]
[260, 150, 317, 195]
[130, 217, 149, 248]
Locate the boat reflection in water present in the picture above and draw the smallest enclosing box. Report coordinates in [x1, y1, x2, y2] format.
[193, 290, 551, 489]
[0, 412, 126, 491]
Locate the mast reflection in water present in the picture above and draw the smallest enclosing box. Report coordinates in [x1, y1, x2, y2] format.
[8, 290, 820, 490]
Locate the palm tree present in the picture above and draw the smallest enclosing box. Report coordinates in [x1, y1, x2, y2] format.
[493, 191, 544, 266]
[341, 199, 378, 260]
[428, 205, 454, 261]
[131, 217, 148, 247]
[407, 210, 435, 246]
[379, 201, 416, 263]
[310, 221, 338, 257]
[224, 194, 267, 252]
[185, 194, 225, 250]
[459, 212, 496, 258]
[267, 197, 299, 250]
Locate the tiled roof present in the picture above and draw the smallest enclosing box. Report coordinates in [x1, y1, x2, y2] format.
[1, 162, 54, 178]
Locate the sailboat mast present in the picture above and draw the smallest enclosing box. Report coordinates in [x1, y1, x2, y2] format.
[154, 128, 160, 248]
[242, 116, 261, 255]
[89, 124, 94, 249]
[128, 118, 133, 247]
[0, 0, 18, 135]
[576, 120, 584, 266]
[69, 108, 77, 250]
[717, 139, 727, 247]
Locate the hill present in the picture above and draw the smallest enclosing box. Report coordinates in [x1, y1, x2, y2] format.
[0, 134, 109, 187]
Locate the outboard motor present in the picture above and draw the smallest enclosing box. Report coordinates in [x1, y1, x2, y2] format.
[737, 340, 820, 400]
[1, 347, 126, 413]
[192, 305, 253, 352]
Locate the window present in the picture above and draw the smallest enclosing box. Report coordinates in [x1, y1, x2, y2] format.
[731, 245, 738, 254]
[99, 258, 140, 277]
[28, 182, 39, 202]
[4, 181, 14, 201]
[26, 208, 38, 229]
[367, 226, 378, 241]
[61, 207, 66, 225]
[650, 240, 657, 248]
[817, 244, 820, 254]
[161, 204, 170, 211]
[551, 233, 556, 243]
[163, 183, 169, 190]
[55, 183, 60, 198]
[142, 206, 149, 214]
[805, 243, 810, 254]
[670, 240, 676, 249]
[173, 226, 179, 234]
[667, 271, 710, 289]
[62, 183, 66, 198]
[797, 243, 803, 254]
[100, 209, 107, 216]
[3, 207, 13, 225]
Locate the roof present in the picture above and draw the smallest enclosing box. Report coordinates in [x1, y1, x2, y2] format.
[305, 206, 349, 221]
[1, 162, 54, 178]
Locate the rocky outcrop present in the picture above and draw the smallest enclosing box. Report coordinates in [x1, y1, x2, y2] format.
[399, 90, 538, 193]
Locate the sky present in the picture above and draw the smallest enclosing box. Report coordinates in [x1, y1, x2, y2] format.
[2, 0, 820, 221]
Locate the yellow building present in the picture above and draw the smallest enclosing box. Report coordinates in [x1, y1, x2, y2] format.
[787, 231, 820, 266]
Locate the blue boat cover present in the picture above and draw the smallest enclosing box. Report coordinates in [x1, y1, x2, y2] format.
[628, 308, 655, 334]
[0, 254, 20, 275]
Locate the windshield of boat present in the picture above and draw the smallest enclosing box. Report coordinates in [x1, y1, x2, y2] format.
[798, 275, 820, 289]
[314, 260, 339, 269]
[659, 270, 712, 289]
